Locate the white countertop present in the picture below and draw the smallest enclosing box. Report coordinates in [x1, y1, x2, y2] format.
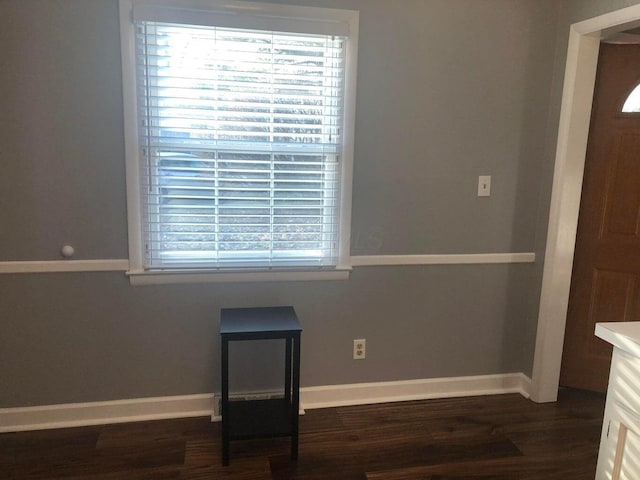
[595, 322, 640, 358]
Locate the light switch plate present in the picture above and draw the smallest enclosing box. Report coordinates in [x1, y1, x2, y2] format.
[478, 175, 491, 197]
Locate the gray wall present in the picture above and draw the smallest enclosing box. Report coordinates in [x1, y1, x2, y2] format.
[1, 266, 532, 406]
[0, 0, 610, 408]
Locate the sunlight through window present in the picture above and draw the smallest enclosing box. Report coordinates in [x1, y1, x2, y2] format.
[622, 84, 640, 112]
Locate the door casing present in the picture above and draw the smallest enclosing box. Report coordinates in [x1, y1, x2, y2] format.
[532, 4, 640, 403]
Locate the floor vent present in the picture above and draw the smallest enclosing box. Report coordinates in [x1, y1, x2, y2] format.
[213, 392, 283, 417]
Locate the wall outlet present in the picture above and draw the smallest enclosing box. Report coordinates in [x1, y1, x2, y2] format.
[353, 338, 366, 359]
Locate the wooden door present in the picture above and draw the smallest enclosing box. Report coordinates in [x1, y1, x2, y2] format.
[560, 43, 640, 393]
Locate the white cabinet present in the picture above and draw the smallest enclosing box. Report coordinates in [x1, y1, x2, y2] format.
[595, 323, 640, 479]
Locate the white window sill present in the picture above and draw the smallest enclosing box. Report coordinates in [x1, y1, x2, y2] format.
[126, 268, 352, 286]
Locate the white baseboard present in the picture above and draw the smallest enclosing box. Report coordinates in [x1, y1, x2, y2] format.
[0, 373, 531, 433]
[300, 373, 531, 409]
[0, 394, 214, 433]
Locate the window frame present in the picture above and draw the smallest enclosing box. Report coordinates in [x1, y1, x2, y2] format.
[119, 0, 358, 284]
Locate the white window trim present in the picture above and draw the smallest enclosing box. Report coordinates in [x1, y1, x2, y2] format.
[119, 0, 359, 284]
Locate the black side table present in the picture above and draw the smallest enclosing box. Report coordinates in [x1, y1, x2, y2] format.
[220, 306, 302, 466]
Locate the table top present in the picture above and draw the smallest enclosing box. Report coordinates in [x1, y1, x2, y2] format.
[220, 306, 301, 335]
[595, 321, 640, 358]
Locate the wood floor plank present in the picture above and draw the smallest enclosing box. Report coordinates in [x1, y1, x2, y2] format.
[269, 428, 521, 480]
[337, 396, 484, 430]
[365, 450, 595, 480]
[3, 439, 186, 479]
[298, 407, 345, 434]
[0, 388, 605, 480]
[96, 417, 216, 449]
[52, 467, 182, 480]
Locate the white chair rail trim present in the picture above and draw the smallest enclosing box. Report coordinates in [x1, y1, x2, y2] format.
[0, 260, 130, 274]
[0, 253, 534, 274]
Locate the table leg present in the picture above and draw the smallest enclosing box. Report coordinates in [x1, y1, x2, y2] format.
[221, 337, 230, 466]
[285, 337, 292, 402]
[291, 332, 301, 460]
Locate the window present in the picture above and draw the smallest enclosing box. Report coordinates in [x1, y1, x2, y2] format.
[120, 0, 358, 283]
[622, 83, 640, 112]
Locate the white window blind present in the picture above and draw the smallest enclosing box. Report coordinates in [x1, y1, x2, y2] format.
[134, 19, 347, 270]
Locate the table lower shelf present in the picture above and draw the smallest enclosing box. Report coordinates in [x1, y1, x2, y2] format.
[225, 398, 295, 440]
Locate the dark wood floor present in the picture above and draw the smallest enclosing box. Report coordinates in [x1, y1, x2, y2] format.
[1, 388, 605, 479]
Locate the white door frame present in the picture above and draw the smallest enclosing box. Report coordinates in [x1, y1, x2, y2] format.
[530, 4, 640, 403]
